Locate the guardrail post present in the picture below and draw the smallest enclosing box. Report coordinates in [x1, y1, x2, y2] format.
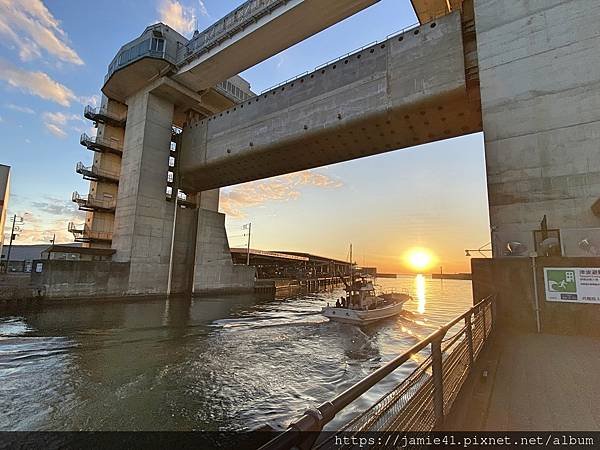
[465, 314, 474, 367]
[431, 334, 444, 428]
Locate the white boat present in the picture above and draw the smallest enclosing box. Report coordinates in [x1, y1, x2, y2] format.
[322, 277, 411, 326]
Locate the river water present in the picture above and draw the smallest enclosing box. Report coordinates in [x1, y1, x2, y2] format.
[0, 276, 473, 431]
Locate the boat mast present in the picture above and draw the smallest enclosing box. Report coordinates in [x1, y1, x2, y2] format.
[349, 243, 353, 285]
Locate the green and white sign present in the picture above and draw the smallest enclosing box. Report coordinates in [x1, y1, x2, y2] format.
[544, 267, 600, 303]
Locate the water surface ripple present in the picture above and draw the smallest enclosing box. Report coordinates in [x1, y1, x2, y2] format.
[0, 276, 473, 431]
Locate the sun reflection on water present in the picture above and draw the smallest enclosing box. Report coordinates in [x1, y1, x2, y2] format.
[415, 274, 426, 314]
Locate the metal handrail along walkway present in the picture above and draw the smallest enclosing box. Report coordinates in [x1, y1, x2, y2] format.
[260, 295, 496, 449]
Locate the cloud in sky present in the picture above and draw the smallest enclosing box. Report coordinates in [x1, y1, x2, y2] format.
[198, 1, 209, 18]
[276, 52, 289, 70]
[31, 196, 79, 216]
[0, 58, 77, 106]
[7, 200, 84, 244]
[11, 213, 79, 244]
[42, 111, 83, 138]
[220, 170, 343, 219]
[158, 0, 198, 36]
[44, 123, 65, 138]
[79, 94, 100, 108]
[6, 103, 35, 114]
[0, 0, 83, 65]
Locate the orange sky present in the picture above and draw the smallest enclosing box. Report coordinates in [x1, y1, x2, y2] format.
[223, 134, 491, 274]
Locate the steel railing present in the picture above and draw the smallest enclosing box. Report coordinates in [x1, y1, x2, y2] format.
[177, 0, 286, 64]
[255, 21, 419, 97]
[80, 133, 123, 154]
[67, 222, 84, 235]
[68, 222, 113, 242]
[75, 162, 120, 183]
[260, 295, 496, 450]
[72, 192, 117, 211]
[84, 105, 126, 126]
[374, 285, 411, 296]
[215, 80, 253, 104]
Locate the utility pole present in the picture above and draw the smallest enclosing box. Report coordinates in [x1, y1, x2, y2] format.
[167, 189, 179, 296]
[245, 223, 252, 266]
[349, 243, 353, 280]
[5, 215, 20, 273]
[48, 234, 56, 260]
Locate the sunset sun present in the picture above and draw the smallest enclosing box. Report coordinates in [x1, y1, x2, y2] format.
[404, 248, 436, 273]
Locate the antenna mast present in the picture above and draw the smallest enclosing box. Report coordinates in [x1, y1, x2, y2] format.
[349, 243, 353, 283]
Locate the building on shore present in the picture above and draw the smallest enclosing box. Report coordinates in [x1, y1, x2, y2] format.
[1, 243, 87, 273]
[231, 248, 352, 280]
[4, 243, 353, 280]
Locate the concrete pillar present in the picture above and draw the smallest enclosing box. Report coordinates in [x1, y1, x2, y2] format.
[197, 189, 220, 211]
[112, 91, 177, 294]
[170, 207, 198, 294]
[475, 0, 600, 255]
[110, 87, 254, 296]
[192, 204, 255, 295]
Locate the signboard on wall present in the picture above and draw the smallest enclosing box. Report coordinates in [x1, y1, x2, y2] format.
[544, 267, 600, 303]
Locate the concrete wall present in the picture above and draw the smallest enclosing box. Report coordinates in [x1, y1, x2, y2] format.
[180, 11, 482, 191]
[193, 208, 255, 295]
[112, 91, 177, 294]
[472, 257, 600, 337]
[109, 90, 228, 296]
[474, 0, 600, 254]
[471, 257, 537, 333]
[0, 273, 46, 301]
[30, 260, 130, 299]
[170, 206, 198, 294]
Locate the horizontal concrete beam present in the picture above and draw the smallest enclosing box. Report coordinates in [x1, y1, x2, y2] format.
[146, 77, 237, 126]
[174, 0, 380, 92]
[179, 12, 482, 192]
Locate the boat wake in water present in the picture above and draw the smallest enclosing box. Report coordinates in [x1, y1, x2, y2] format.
[0, 276, 473, 431]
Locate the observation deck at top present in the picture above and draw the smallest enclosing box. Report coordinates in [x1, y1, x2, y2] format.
[102, 0, 381, 102]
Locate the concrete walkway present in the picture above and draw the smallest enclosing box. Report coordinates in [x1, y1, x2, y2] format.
[446, 331, 600, 431]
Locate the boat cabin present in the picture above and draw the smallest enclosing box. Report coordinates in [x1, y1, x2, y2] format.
[336, 277, 392, 310]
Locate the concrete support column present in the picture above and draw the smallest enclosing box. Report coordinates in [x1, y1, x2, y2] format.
[112, 91, 176, 294]
[197, 189, 220, 211]
[192, 206, 255, 295]
[474, 0, 600, 255]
